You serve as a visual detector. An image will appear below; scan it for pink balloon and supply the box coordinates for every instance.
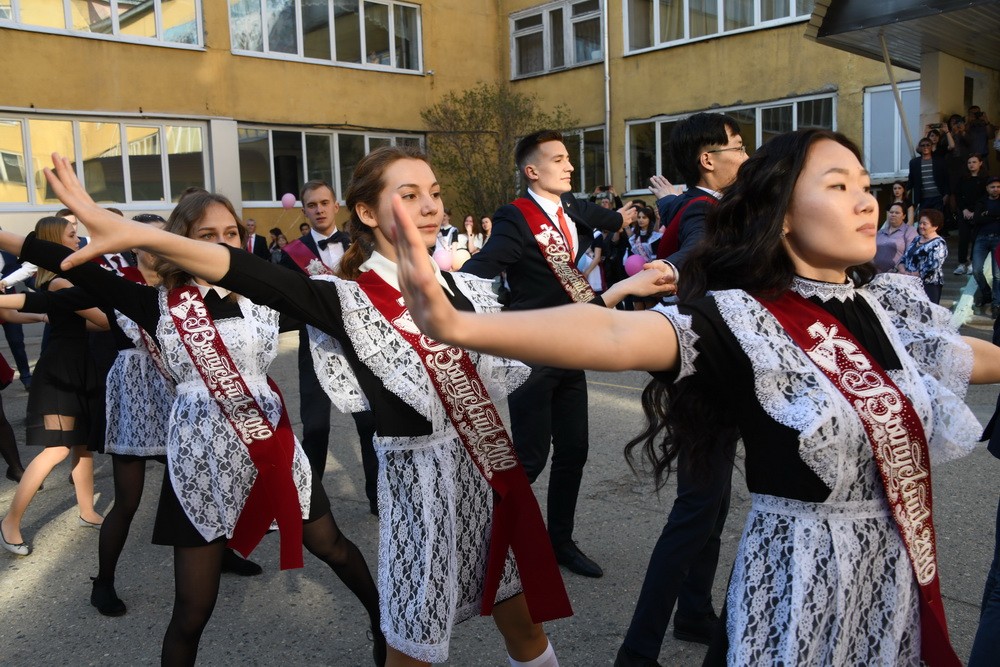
[624,254,646,277]
[280,193,296,209]
[432,248,452,271]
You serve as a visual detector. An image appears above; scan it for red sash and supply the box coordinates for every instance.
[168,287,304,570]
[118,267,174,387]
[284,238,334,276]
[356,270,573,623]
[654,194,714,260]
[757,290,959,666]
[512,198,596,303]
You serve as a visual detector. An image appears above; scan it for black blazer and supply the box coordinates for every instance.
[278,231,351,274]
[461,192,622,310]
[907,155,950,203]
[248,234,271,260]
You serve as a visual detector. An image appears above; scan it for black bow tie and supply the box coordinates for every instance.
[317,231,345,250]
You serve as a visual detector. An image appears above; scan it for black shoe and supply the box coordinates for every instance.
[614,645,663,667]
[553,541,603,578]
[90,577,126,616]
[673,610,719,645]
[5,467,23,483]
[369,626,387,666]
[369,500,378,517]
[221,548,263,576]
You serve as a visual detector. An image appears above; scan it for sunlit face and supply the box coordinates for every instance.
[188,202,243,249]
[277,234,287,248]
[704,126,748,189]
[358,158,443,261]
[782,139,878,282]
[917,216,938,239]
[525,140,574,196]
[887,205,904,228]
[892,183,904,199]
[481,217,492,233]
[246,219,256,234]
[918,141,932,156]
[968,156,983,174]
[60,222,80,251]
[302,186,339,236]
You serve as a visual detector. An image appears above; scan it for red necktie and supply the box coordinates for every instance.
[556,207,574,257]
[247,237,253,252]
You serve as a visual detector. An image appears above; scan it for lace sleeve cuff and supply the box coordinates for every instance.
[649,304,699,381]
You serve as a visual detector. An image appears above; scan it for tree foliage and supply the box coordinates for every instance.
[420,82,577,217]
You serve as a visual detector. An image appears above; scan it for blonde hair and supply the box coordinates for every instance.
[34,216,71,289]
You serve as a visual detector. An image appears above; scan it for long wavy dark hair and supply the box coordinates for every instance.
[625,129,877,488]
[155,191,247,289]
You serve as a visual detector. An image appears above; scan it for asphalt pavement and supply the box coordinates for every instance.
[1,247,998,665]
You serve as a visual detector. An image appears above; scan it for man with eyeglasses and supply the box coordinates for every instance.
[907,137,949,214]
[619,112,746,667]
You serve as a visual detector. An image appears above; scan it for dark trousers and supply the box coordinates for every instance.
[508,366,589,547]
[621,442,736,659]
[924,282,943,304]
[970,494,1000,666]
[298,328,332,477]
[1,321,31,380]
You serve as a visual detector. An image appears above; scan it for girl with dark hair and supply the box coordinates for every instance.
[0,193,383,665]
[34,146,663,666]
[1,216,108,557]
[390,129,1000,665]
[623,206,662,310]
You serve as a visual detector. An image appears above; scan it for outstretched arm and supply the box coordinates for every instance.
[966,337,1000,384]
[392,195,680,373]
[43,154,231,282]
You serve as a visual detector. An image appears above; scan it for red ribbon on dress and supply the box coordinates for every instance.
[357,270,573,623]
[168,286,303,570]
[756,290,959,667]
[512,198,596,303]
[284,238,334,276]
[118,267,175,388]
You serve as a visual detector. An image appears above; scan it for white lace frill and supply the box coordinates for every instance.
[104,311,174,456]
[707,280,979,666]
[649,304,699,381]
[307,273,530,426]
[155,292,312,543]
[305,273,527,662]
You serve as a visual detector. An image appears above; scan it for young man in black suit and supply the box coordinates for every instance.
[279,181,378,514]
[244,218,271,260]
[617,112,747,667]
[461,130,635,578]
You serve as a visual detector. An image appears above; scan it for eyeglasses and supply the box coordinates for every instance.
[706,145,747,155]
[918,143,931,149]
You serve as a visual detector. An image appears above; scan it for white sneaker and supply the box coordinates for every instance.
[953,264,966,275]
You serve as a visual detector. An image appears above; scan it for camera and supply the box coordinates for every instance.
[929,123,942,129]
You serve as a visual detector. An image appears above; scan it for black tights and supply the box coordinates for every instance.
[160,509,381,666]
[97,456,148,581]
[0,393,24,476]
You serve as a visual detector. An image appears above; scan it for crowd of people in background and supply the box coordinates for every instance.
[0,107,999,667]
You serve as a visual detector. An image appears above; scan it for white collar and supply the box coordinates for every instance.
[191,281,232,300]
[359,250,454,296]
[527,187,563,215]
[695,185,722,199]
[309,227,338,245]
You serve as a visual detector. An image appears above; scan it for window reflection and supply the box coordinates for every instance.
[29,119,75,204]
[239,128,272,201]
[126,126,165,202]
[0,120,28,204]
[166,126,205,200]
[230,0,265,51]
[305,134,333,183]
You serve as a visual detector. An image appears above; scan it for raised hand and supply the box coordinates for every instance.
[649,174,684,200]
[391,195,460,343]
[43,153,145,271]
[617,202,638,228]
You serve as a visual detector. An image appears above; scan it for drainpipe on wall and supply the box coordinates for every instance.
[879,31,915,157]
[602,0,611,186]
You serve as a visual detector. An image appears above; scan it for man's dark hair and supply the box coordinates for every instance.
[669,112,741,188]
[299,179,335,203]
[515,129,565,175]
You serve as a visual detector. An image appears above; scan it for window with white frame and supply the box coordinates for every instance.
[625,93,834,191]
[0,115,208,207]
[625,0,815,53]
[511,0,602,78]
[237,126,423,204]
[0,0,202,46]
[563,127,607,195]
[864,81,920,180]
[229,0,422,72]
